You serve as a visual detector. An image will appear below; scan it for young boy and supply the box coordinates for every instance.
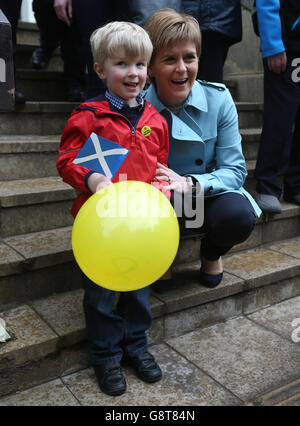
[56,21,169,396]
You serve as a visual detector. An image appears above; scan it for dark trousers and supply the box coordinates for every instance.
[0,0,22,81]
[197,31,232,83]
[32,0,85,89]
[255,55,300,198]
[72,0,128,98]
[0,0,22,49]
[82,274,151,366]
[177,192,256,261]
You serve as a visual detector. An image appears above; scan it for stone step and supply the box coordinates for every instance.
[0,135,60,180]
[0,101,263,136]
[225,73,264,103]
[0,177,74,237]
[0,129,259,183]
[0,156,298,238]
[16,69,68,102]
[16,22,39,46]
[0,226,82,310]
[241,128,260,161]
[15,44,63,72]
[0,101,75,135]
[1,235,300,397]
[1,186,300,309]
[236,102,264,129]
[0,135,256,179]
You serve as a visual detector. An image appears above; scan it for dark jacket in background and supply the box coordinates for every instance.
[182,0,242,44]
[128,0,182,26]
[280,0,300,52]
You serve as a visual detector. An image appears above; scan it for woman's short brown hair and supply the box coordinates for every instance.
[144,8,201,61]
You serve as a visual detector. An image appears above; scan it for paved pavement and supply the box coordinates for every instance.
[0,295,299,407]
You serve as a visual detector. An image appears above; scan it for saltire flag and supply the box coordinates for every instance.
[73,132,130,179]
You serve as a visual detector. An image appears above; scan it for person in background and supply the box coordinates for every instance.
[254,0,300,213]
[0,0,26,103]
[71,0,181,98]
[30,0,86,102]
[182,0,242,83]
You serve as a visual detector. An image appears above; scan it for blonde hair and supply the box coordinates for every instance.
[90,21,153,66]
[144,8,201,61]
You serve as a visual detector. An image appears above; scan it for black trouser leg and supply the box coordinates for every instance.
[197,31,231,83]
[255,56,300,198]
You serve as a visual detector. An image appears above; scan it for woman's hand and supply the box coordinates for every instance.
[155,162,192,194]
[87,173,112,193]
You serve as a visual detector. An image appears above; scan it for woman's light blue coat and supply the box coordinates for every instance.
[144,80,261,217]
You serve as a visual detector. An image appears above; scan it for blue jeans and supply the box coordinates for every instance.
[82,274,152,366]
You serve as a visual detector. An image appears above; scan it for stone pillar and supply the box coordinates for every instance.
[0,9,14,111]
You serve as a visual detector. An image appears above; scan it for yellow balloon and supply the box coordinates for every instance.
[72,181,180,291]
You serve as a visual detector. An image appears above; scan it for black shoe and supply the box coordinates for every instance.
[199,269,223,288]
[93,364,126,396]
[283,194,300,206]
[199,255,223,288]
[123,351,162,383]
[67,86,86,102]
[30,47,52,70]
[15,91,26,104]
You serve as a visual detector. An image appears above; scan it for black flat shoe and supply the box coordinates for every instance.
[93,364,126,396]
[199,269,223,288]
[200,255,223,288]
[123,351,162,383]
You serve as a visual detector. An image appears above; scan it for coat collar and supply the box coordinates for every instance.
[144,80,208,113]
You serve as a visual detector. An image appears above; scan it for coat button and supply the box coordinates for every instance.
[195,158,203,166]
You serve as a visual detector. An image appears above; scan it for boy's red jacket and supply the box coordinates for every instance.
[57,97,169,217]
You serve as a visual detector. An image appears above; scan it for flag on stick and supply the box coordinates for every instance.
[73,132,130,179]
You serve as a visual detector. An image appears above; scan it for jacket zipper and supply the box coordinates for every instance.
[100,111,138,146]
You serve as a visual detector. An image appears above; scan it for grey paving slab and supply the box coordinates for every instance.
[223,248,300,288]
[0,176,74,207]
[30,289,85,347]
[153,272,244,315]
[0,379,79,406]
[0,305,58,367]
[248,295,300,342]
[0,243,24,277]
[269,237,300,259]
[4,226,73,269]
[167,316,300,401]
[62,344,241,406]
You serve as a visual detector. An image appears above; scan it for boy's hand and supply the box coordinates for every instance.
[87,173,112,193]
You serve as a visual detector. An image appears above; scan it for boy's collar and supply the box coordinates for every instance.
[105,90,144,110]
